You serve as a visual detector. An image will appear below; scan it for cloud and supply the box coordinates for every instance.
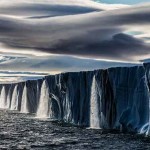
[95,0,150,5]
[0,2,102,18]
[0,70,47,83]
[0,0,149,80]
[0,55,141,74]
[0,0,149,63]
[0,0,125,19]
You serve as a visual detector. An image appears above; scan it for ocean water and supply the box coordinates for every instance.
[0,110,150,150]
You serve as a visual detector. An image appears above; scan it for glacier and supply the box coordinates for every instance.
[0,63,150,135]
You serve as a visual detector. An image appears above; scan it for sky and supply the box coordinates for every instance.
[0,0,149,82]
[96,0,150,4]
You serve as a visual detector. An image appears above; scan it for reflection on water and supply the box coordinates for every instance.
[0,110,150,150]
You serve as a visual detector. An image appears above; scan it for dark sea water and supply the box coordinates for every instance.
[0,110,150,150]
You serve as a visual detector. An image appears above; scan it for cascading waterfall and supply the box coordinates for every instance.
[6,87,11,109]
[21,84,29,113]
[140,79,150,135]
[51,93,61,120]
[90,76,100,128]
[36,80,50,118]
[64,89,72,122]
[10,85,19,110]
[0,86,7,109]
[146,82,150,135]
[36,82,40,105]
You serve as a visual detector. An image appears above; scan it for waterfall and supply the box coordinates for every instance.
[51,93,62,120]
[36,80,50,118]
[21,84,29,113]
[90,76,100,129]
[36,82,40,105]
[64,83,72,122]
[0,86,7,109]
[140,79,150,135]
[146,81,150,135]
[6,87,11,109]
[10,85,18,110]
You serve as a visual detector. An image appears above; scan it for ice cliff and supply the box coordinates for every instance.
[0,63,150,135]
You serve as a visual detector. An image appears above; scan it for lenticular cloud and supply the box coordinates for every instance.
[0,0,149,62]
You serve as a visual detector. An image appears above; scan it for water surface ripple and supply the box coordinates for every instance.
[0,110,150,150]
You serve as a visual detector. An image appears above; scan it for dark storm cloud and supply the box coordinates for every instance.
[0,1,149,61]
[36,33,150,61]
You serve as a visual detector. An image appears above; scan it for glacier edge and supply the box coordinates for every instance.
[0,63,150,135]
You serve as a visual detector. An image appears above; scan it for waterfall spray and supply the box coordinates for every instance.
[90,76,100,129]
[36,80,50,118]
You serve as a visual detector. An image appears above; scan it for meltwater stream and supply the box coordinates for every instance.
[0,110,150,150]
